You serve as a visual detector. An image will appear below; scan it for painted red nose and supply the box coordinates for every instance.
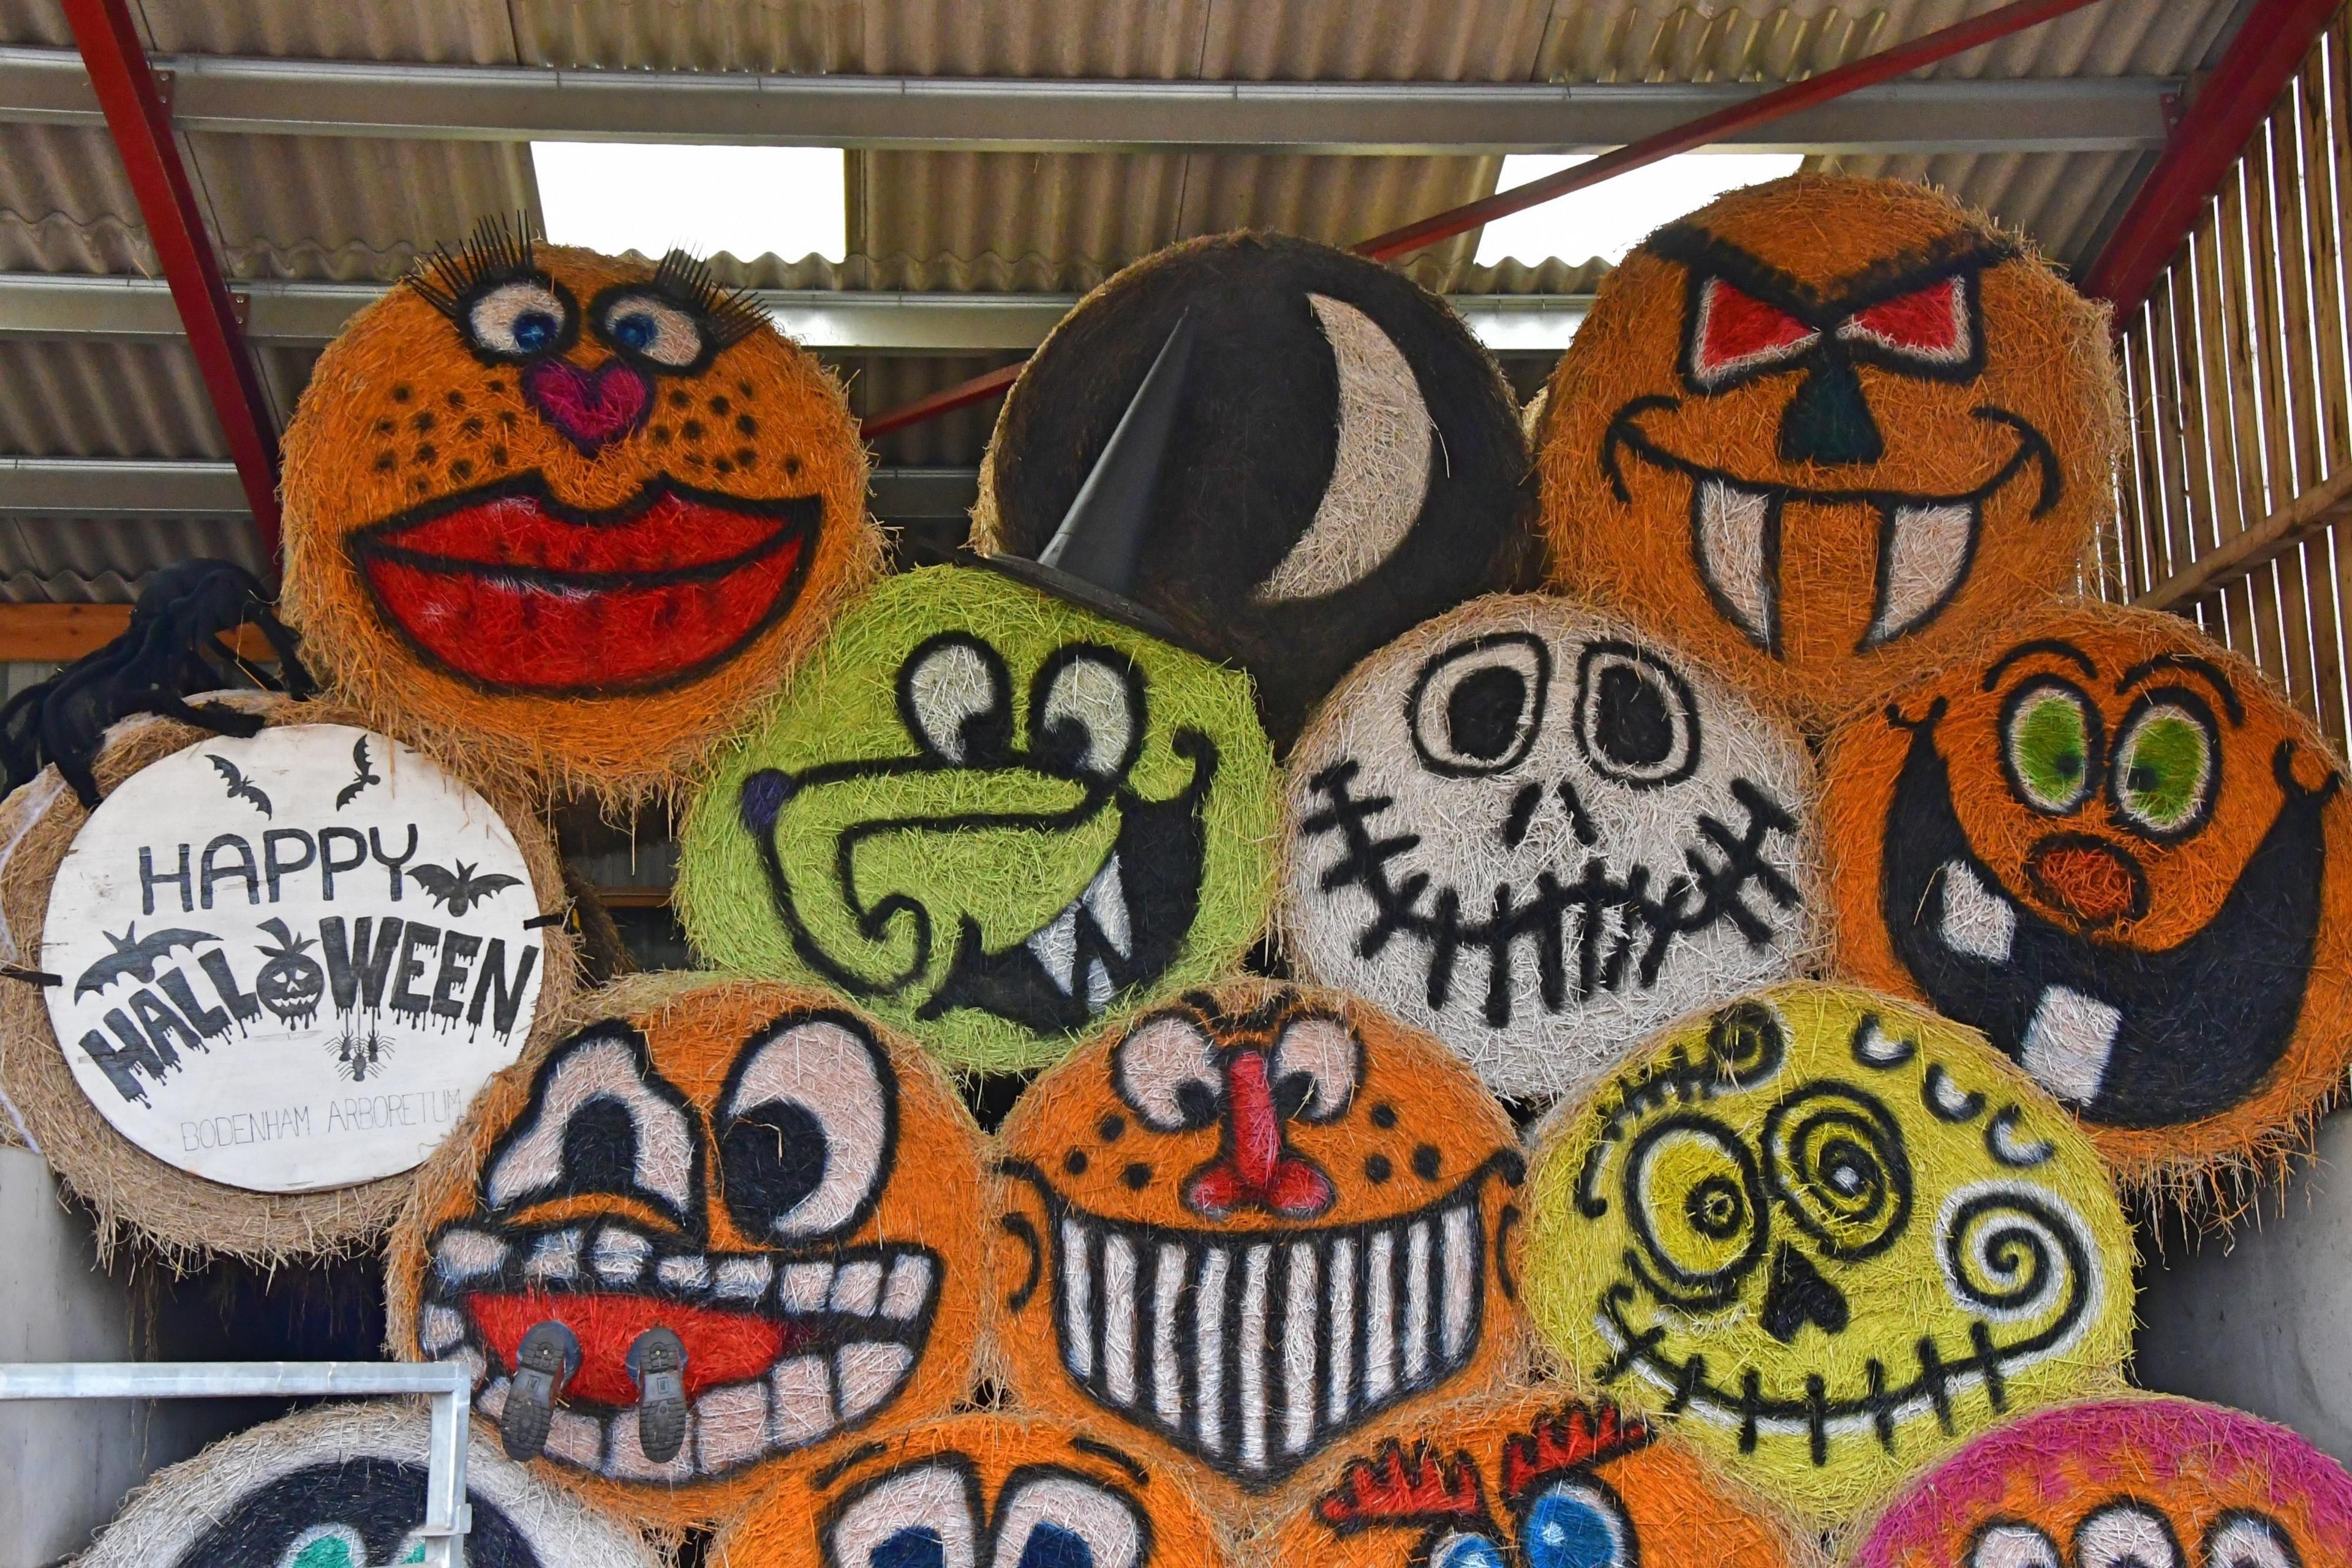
[522,358,651,453]
[1183,1050,1335,1219]
[2026,834,2149,929]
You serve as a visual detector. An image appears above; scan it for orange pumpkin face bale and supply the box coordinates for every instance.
[384,978,987,1529]
[992,981,1526,1511]
[711,1412,1231,1568]
[1271,1390,1805,1568]
[1539,175,2118,725]
[282,233,877,795]
[1821,602,2352,1186]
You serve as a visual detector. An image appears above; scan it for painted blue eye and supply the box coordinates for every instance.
[875,1526,948,1568]
[1521,1479,1635,1568]
[1430,1530,1509,1568]
[1016,1520,1093,1568]
[513,309,560,352]
[609,311,657,352]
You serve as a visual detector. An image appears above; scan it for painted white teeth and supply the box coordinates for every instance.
[593,1226,651,1285]
[1938,861,2017,963]
[769,1355,834,1447]
[418,1305,466,1354]
[831,1259,884,1315]
[780,1261,834,1313]
[656,1254,709,1292]
[714,1256,772,1300]
[2021,985,2123,1106]
[433,1229,508,1284]
[1085,856,1131,958]
[836,1343,915,1420]
[1867,499,1978,649]
[1029,856,1130,1004]
[882,1255,933,1321]
[1694,477,1777,650]
[1031,902,1082,994]
[524,1228,582,1283]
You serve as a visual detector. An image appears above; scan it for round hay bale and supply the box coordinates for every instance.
[384,974,991,1531]
[969,230,1537,750]
[1537,174,2121,728]
[709,1409,1233,1568]
[989,979,1528,1526]
[1265,1387,1819,1568]
[1818,599,2352,1200]
[280,230,881,804]
[74,1398,662,1567]
[0,695,575,1264]
[1280,592,1825,1104]
[676,564,1281,1075]
[1849,1395,2352,1568]
[1522,982,2136,1526]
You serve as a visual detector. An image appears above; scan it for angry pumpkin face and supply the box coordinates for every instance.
[1539,175,2117,724]
[992,981,1526,1507]
[1822,602,2352,1186]
[282,227,876,794]
[385,978,987,1528]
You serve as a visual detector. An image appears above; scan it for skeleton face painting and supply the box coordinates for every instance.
[711,1412,1231,1568]
[1282,595,1822,1102]
[1853,1397,2352,1568]
[385,978,988,1528]
[992,982,1526,1507]
[1822,602,2352,1187]
[1525,983,2134,1521]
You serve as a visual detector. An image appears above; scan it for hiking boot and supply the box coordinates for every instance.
[627,1325,689,1463]
[500,1319,579,1461]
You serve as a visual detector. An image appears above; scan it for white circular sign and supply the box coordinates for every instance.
[41,724,548,1192]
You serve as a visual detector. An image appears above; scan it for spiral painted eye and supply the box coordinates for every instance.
[1624,1114,1768,1303]
[901,635,1014,765]
[2002,678,2101,815]
[597,289,712,370]
[2076,1501,2184,1568]
[1519,1476,1636,1568]
[717,1013,895,1241]
[1762,1084,1913,1261]
[1031,648,1144,782]
[2203,1511,2302,1568]
[826,1461,981,1568]
[1429,1529,1508,1568]
[989,1471,1147,1568]
[2109,693,2218,840]
[464,277,575,361]
[1968,1520,2060,1568]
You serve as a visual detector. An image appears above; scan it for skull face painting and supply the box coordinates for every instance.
[1271,1390,1805,1568]
[1538,175,2118,726]
[281,226,878,796]
[1822,603,2352,1189]
[1281,594,1822,1102]
[1524,983,2134,1523]
[711,1412,1231,1568]
[992,981,1526,1511]
[677,565,1280,1074]
[1852,1397,2352,1568]
[385,978,987,1528]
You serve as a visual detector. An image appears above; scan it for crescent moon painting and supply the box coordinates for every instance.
[970,232,1537,748]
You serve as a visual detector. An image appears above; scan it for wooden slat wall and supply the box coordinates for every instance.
[2101,10,2352,746]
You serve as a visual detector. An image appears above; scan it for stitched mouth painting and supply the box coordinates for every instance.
[676,564,1280,1074]
[992,981,1526,1510]
[1281,593,1823,1103]
[1820,601,2352,1192]
[1523,983,2134,1523]
[385,976,988,1529]
[1537,175,2119,725]
[281,221,878,797]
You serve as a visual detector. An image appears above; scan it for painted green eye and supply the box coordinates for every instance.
[2002,681,2099,813]
[281,1527,364,1568]
[2111,698,2217,837]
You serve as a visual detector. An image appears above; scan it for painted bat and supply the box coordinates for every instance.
[74,923,222,998]
[335,735,382,810]
[208,754,273,818]
[409,860,522,916]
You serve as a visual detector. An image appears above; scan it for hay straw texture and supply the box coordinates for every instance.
[1522,981,2135,1526]
[384,974,990,1531]
[676,565,1281,1074]
[0,695,575,1265]
[281,241,881,805]
[968,229,1537,750]
[1263,1386,1820,1568]
[989,979,1529,1527]
[1279,592,1825,1104]
[74,1398,662,1568]
[1819,599,2352,1200]
[1849,1395,2352,1568]
[707,1410,1232,1568]
[1537,174,2121,728]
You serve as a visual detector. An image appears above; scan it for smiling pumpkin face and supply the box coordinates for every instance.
[282,230,877,796]
[1539,175,2117,725]
[1822,602,2352,1187]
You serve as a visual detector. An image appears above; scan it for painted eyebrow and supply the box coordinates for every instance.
[1071,1436,1150,1487]
[1983,638,2097,691]
[2117,652,2245,725]
[813,1440,893,1491]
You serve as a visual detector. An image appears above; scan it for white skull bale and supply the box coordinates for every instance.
[1279,594,1823,1100]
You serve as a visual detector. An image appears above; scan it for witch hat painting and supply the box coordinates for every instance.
[679,325,1280,1074]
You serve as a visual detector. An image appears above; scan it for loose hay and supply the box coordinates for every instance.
[677,564,1281,1075]
[385,973,990,1531]
[989,979,1528,1525]
[1537,175,2121,728]
[1523,981,2136,1526]
[1819,599,2352,1200]
[709,1409,1232,1568]
[1280,592,1825,1104]
[1849,1395,2352,1568]
[0,695,575,1265]
[281,231,881,805]
[75,1398,662,1568]
[969,230,1537,749]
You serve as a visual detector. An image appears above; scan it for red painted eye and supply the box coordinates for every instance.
[1839,275,1972,363]
[1689,277,1818,387]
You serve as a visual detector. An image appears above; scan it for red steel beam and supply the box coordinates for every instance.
[2081,0,2342,317]
[62,0,282,563]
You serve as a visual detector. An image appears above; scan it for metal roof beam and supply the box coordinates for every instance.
[0,46,2177,156]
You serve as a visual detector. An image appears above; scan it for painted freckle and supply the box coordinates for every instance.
[1123,1162,1152,1191]
[391,385,411,402]
[1371,1104,1398,1129]
[373,418,395,435]
[737,414,758,436]
[736,378,754,398]
[413,444,437,467]
[1412,1144,1442,1181]
[784,456,802,477]
[652,426,672,445]
[461,416,485,437]
[412,411,436,434]
[1065,1149,1090,1177]
[684,419,705,441]
[445,390,466,409]
[1098,1114,1126,1142]
[450,459,474,483]
[734,447,758,467]
[670,389,692,409]
[710,395,731,415]
[490,445,508,466]
[373,452,396,472]
[1365,1153,1393,1184]
[486,378,505,393]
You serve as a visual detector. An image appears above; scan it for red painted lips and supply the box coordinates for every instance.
[352,478,821,694]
